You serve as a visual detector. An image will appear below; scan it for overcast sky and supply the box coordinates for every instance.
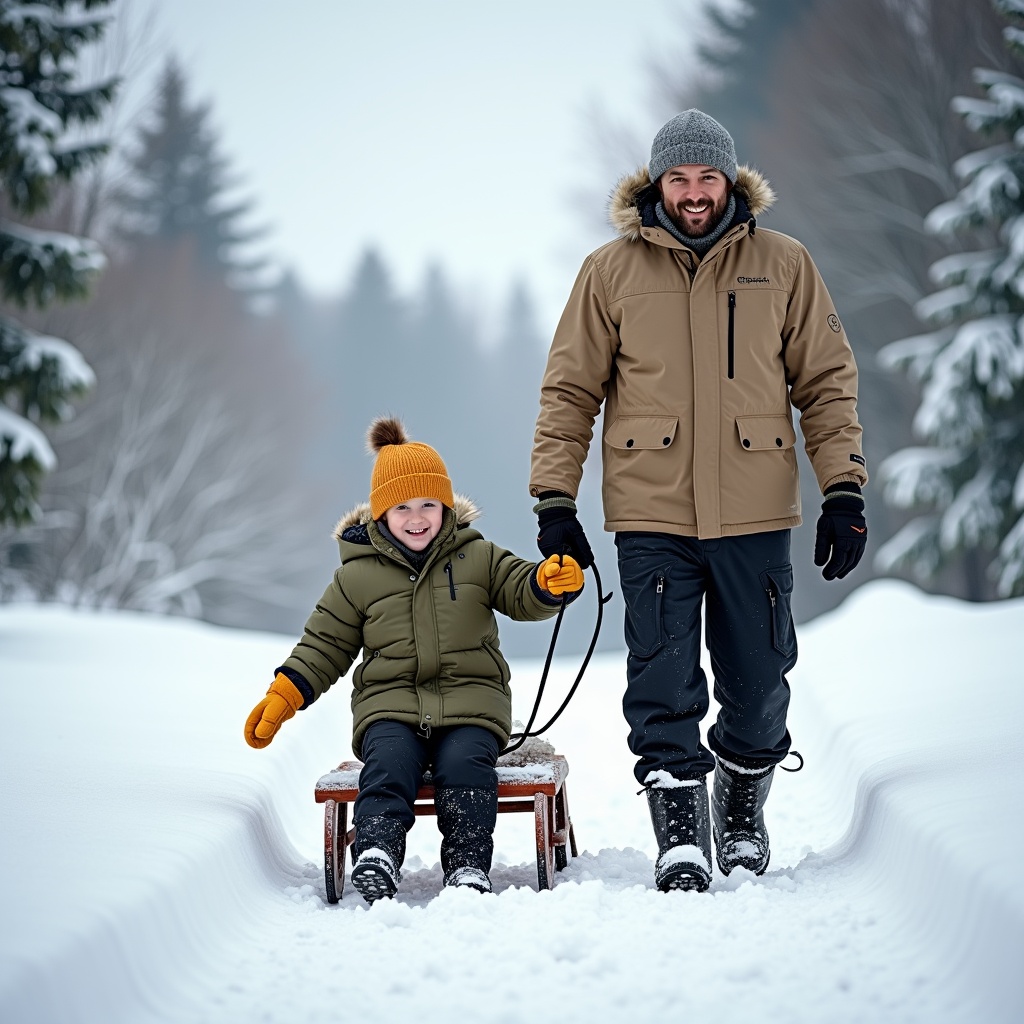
[124,0,693,333]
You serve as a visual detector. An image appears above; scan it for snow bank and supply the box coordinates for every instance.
[1,582,1022,1022]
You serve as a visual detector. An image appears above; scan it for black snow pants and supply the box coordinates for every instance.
[354,719,500,838]
[616,529,797,786]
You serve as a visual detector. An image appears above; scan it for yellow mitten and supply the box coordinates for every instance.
[536,554,585,596]
[244,673,305,749]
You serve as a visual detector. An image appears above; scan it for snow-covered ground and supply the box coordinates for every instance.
[1,580,1022,1023]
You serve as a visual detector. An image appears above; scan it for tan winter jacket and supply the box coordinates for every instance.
[530,165,867,539]
[280,497,562,758]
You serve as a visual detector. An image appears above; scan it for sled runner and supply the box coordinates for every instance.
[314,754,578,902]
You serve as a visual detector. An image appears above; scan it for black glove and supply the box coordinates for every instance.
[814,484,867,581]
[534,493,594,570]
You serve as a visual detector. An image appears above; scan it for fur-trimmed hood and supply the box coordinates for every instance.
[332,493,481,541]
[608,164,776,242]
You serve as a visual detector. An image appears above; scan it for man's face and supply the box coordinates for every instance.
[657,164,731,238]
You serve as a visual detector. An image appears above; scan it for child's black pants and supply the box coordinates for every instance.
[354,719,500,831]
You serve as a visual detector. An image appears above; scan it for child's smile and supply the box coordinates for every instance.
[384,498,444,552]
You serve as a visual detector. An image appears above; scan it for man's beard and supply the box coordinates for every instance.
[664,192,730,238]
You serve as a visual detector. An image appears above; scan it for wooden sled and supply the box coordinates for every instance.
[314,753,578,902]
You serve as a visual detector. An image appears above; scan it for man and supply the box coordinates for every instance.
[530,109,868,892]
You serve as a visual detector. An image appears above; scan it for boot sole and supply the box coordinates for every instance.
[446,881,490,893]
[716,856,769,876]
[351,863,398,904]
[657,863,711,893]
[443,867,492,893]
[713,826,769,876]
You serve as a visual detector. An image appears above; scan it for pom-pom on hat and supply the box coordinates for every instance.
[367,416,454,520]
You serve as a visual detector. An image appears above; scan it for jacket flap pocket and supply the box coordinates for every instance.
[606,416,679,450]
[736,414,796,451]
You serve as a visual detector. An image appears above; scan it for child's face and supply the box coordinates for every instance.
[384,498,444,551]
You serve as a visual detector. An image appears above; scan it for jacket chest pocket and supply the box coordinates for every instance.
[433,581,493,647]
[720,287,784,381]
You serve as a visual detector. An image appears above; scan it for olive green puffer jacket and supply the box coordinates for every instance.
[280,496,564,758]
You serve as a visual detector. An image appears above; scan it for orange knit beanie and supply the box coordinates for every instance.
[367,417,454,519]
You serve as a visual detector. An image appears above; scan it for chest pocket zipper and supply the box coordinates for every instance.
[444,560,456,600]
[727,291,736,380]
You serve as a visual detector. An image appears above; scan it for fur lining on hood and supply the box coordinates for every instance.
[333,492,481,540]
[608,164,776,242]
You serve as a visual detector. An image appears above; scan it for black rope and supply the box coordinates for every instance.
[502,593,567,753]
[502,562,613,755]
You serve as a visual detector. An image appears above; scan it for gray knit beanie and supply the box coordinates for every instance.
[649,109,737,184]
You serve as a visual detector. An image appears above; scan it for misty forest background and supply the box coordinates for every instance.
[2,0,1019,656]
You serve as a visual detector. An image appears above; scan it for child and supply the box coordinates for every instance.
[244,417,584,903]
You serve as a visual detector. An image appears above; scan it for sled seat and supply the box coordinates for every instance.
[314,753,578,903]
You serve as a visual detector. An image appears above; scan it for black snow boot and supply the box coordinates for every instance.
[711,758,774,876]
[436,786,497,893]
[646,781,712,893]
[351,814,406,904]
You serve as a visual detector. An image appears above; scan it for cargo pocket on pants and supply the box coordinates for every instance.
[759,565,797,658]
[619,566,667,658]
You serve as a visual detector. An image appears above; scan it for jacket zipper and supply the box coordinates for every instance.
[444,560,456,600]
[727,291,736,380]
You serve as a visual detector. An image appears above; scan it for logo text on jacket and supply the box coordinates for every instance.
[737,276,770,284]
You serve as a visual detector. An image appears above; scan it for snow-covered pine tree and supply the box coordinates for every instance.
[0,0,115,525]
[117,59,266,292]
[876,0,1024,597]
